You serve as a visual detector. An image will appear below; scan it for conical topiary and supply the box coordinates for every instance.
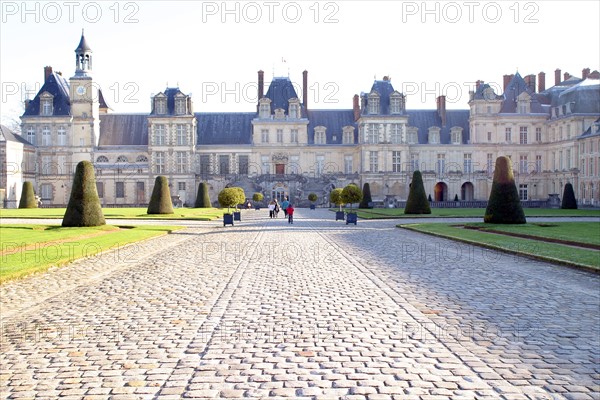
[359,183,373,209]
[484,156,526,224]
[405,171,431,214]
[62,161,105,227]
[561,182,577,209]
[18,181,37,208]
[147,176,174,214]
[195,182,211,208]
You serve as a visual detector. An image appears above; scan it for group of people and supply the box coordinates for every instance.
[268,197,295,224]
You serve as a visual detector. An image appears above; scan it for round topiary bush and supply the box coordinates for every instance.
[147,176,174,214]
[341,184,363,209]
[62,161,106,227]
[561,182,577,209]
[359,183,373,209]
[330,188,344,211]
[18,181,37,209]
[232,187,246,209]
[252,192,264,203]
[405,171,431,214]
[218,187,241,212]
[484,156,526,224]
[195,182,211,208]
[308,193,318,202]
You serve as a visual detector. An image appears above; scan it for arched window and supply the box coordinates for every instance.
[136,155,148,162]
[96,156,109,163]
[116,155,128,163]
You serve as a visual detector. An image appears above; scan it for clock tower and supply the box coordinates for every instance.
[70,30,100,161]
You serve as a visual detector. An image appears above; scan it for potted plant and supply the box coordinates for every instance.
[232,187,245,221]
[341,184,363,225]
[308,193,318,209]
[218,187,240,226]
[330,188,345,221]
[252,192,264,210]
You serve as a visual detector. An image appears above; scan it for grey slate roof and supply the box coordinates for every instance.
[557,79,600,114]
[580,117,600,138]
[22,72,71,117]
[0,124,34,146]
[473,83,502,100]
[99,114,148,146]
[407,110,471,144]
[362,80,396,115]
[265,78,299,113]
[307,110,357,144]
[500,73,545,114]
[151,88,190,115]
[196,112,255,145]
[76,32,92,52]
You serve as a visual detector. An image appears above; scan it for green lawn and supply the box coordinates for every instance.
[400,222,600,271]
[0,207,224,220]
[344,207,600,219]
[0,224,184,283]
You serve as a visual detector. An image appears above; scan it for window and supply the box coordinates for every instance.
[451,128,462,144]
[519,184,528,201]
[259,101,270,118]
[463,153,472,174]
[136,155,148,163]
[155,152,165,174]
[155,124,166,145]
[366,124,378,144]
[344,155,353,174]
[315,128,326,144]
[392,151,401,173]
[369,151,378,172]
[27,127,35,145]
[238,155,249,175]
[42,126,51,146]
[519,155,528,173]
[261,129,269,143]
[57,126,67,146]
[487,153,494,174]
[176,124,187,145]
[96,182,104,198]
[261,156,269,174]
[535,127,542,142]
[519,127,528,144]
[436,154,446,175]
[581,160,586,176]
[390,124,402,144]
[390,95,403,114]
[80,138,85,146]
[566,150,571,169]
[411,153,419,172]
[368,94,379,114]
[407,129,418,144]
[536,155,542,172]
[316,155,325,176]
[559,151,563,170]
[289,156,300,174]
[487,106,492,114]
[505,127,512,142]
[487,131,492,142]
[116,155,128,163]
[218,155,229,174]
[289,102,299,118]
[429,128,440,144]
[96,156,109,163]
[290,129,298,143]
[116,182,125,198]
[178,182,186,191]
[41,184,53,200]
[41,155,52,175]
[177,152,188,173]
[155,98,167,114]
[41,98,53,116]
[273,129,282,143]
[559,127,563,140]
[343,129,354,144]
[200,155,211,174]
[175,98,186,114]
[566,125,571,139]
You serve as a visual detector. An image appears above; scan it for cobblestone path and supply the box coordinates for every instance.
[1,210,598,399]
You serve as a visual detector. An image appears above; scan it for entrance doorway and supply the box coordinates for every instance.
[434,182,447,201]
[461,182,474,201]
[275,164,285,175]
[136,182,145,204]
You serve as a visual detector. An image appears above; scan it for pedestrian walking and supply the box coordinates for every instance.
[274,200,280,218]
[281,197,290,218]
[287,203,294,224]
[268,200,275,218]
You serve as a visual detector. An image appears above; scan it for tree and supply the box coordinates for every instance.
[359,183,373,209]
[405,171,431,214]
[484,156,526,224]
[194,182,211,208]
[341,184,363,209]
[330,188,344,211]
[62,161,106,227]
[218,187,241,213]
[561,182,577,209]
[308,193,318,202]
[147,176,174,214]
[252,192,264,203]
[230,187,246,210]
[454,194,459,202]
[18,181,37,208]
[428,194,432,202]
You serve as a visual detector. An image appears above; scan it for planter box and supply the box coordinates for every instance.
[346,212,358,225]
[255,206,261,210]
[223,213,234,226]
[335,211,345,221]
[233,211,241,221]
[310,204,316,210]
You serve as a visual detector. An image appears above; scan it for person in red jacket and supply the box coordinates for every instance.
[287,204,294,224]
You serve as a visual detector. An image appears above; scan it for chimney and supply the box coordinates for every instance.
[353,94,360,121]
[257,70,264,100]
[302,70,308,110]
[44,66,53,82]
[555,68,561,85]
[476,80,483,90]
[503,75,513,91]
[564,72,571,81]
[436,95,447,126]
[524,74,536,92]
[582,68,590,79]
[589,70,600,79]
[538,72,546,92]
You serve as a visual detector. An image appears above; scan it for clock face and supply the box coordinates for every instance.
[76,85,86,95]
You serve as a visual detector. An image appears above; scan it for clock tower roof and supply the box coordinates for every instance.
[75,30,92,52]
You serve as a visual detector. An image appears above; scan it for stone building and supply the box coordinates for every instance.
[4,33,599,207]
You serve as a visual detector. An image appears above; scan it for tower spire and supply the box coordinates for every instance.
[74,30,93,77]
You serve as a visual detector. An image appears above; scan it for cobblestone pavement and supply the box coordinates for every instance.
[1,209,598,399]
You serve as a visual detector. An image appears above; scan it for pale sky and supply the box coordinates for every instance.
[1,0,599,128]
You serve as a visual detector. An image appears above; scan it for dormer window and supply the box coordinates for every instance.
[451,127,463,144]
[40,93,53,116]
[259,98,271,118]
[175,97,187,114]
[342,126,354,144]
[314,127,326,144]
[288,99,300,118]
[274,109,285,119]
[517,92,530,114]
[155,97,167,115]
[407,127,418,144]
[368,93,380,114]
[390,93,404,114]
[428,127,441,144]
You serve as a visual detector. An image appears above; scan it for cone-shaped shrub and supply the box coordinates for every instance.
[561,182,577,209]
[330,188,344,211]
[428,194,432,202]
[405,171,431,214]
[62,161,105,227]
[484,156,526,224]
[147,176,174,214]
[195,182,211,208]
[359,183,373,208]
[18,181,37,208]
[341,184,363,209]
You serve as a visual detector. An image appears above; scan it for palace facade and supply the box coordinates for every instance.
[2,33,599,207]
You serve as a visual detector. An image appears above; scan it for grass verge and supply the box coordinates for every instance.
[343,208,600,219]
[0,224,184,283]
[0,207,224,220]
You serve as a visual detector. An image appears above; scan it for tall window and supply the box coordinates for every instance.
[487,131,492,142]
[369,151,378,172]
[42,126,51,146]
[436,154,446,175]
[219,155,230,174]
[535,127,542,142]
[368,94,379,114]
[27,127,35,145]
[536,155,542,172]
[200,155,211,174]
[505,127,512,142]
[519,126,528,144]
[344,155,353,174]
[463,153,472,174]
[238,155,249,175]
[96,182,104,198]
[277,129,283,143]
[289,103,299,118]
[155,152,165,174]
[261,156,269,174]
[390,124,402,144]
[315,129,326,144]
[261,129,269,143]
[451,129,461,144]
[559,151,563,170]
[487,153,493,174]
[155,124,166,145]
[155,98,167,114]
[390,95,403,114]
[175,98,186,114]
[407,129,418,144]
[259,102,270,118]
[366,124,378,144]
[116,182,125,198]
[411,153,419,172]
[42,99,53,116]
[41,184,53,200]
[176,124,187,145]
[566,150,571,169]
[519,184,528,201]
[343,129,353,144]
[392,151,401,172]
[316,155,325,176]
[519,155,528,174]
[57,126,67,146]
[176,152,187,173]
[290,129,298,143]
